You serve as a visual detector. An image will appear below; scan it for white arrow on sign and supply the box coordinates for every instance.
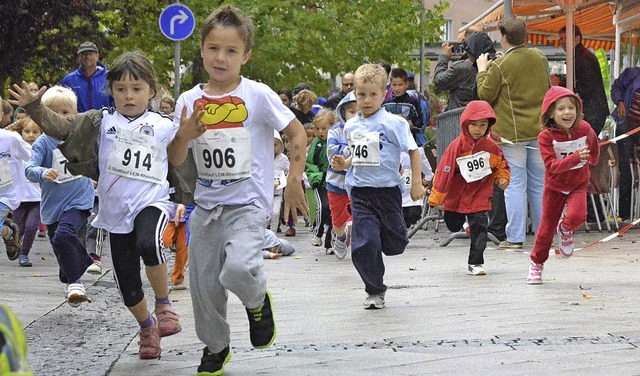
[170,10,189,35]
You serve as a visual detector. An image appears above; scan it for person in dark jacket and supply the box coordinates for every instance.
[61,41,112,113]
[325,73,354,110]
[559,26,609,136]
[433,32,495,110]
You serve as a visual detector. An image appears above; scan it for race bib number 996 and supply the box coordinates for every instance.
[456,151,492,183]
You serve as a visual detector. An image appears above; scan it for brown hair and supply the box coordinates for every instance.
[390,68,408,82]
[5,116,42,135]
[498,17,527,46]
[540,95,584,130]
[294,89,318,114]
[201,5,254,52]
[106,51,157,96]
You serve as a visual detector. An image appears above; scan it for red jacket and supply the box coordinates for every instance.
[538,121,599,193]
[429,101,510,213]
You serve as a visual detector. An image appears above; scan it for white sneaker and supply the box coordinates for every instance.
[333,234,348,260]
[66,283,88,308]
[171,280,187,291]
[556,221,574,258]
[311,236,322,246]
[467,264,486,275]
[364,293,385,309]
[86,260,102,275]
[527,263,544,285]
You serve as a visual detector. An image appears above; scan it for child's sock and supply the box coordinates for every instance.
[155,296,170,306]
[139,313,155,329]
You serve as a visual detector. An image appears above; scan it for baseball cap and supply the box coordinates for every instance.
[77,42,98,54]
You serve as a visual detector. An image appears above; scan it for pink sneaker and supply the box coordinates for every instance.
[138,319,161,359]
[155,303,182,337]
[527,263,544,285]
[556,221,574,258]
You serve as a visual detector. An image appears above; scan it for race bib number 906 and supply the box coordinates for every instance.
[194,127,251,180]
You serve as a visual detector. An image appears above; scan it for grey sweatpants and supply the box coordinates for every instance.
[188,204,268,353]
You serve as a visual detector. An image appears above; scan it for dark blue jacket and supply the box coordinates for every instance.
[61,63,111,112]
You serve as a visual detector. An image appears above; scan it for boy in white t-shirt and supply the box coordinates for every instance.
[167,5,308,375]
[331,64,425,310]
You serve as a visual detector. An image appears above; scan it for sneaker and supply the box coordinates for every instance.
[467,264,486,275]
[18,255,32,267]
[3,223,21,260]
[364,292,385,309]
[138,318,161,359]
[527,263,544,285]
[154,303,182,337]
[37,229,46,238]
[86,260,102,275]
[197,346,231,376]
[66,283,89,308]
[246,290,276,349]
[462,222,470,236]
[325,247,334,255]
[333,234,348,260]
[556,221,574,258]
[171,280,187,290]
[311,236,322,246]
[499,240,524,249]
[284,227,296,237]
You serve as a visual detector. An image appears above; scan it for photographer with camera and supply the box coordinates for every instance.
[433,31,496,111]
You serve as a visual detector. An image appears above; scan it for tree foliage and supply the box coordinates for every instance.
[1,0,447,98]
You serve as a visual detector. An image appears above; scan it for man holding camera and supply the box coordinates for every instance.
[433,31,496,110]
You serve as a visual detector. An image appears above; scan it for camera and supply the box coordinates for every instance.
[487,53,498,60]
[451,42,465,55]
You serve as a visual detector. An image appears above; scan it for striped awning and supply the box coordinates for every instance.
[457,0,640,51]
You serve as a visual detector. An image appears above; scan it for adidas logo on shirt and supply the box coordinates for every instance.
[106,126,117,135]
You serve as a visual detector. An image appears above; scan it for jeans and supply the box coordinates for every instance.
[500,141,544,243]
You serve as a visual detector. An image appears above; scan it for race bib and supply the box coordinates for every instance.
[274,170,287,190]
[350,131,380,166]
[193,127,251,180]
[553,136,587,170]
[402,168,412,188]
[52,149,81,184]
[0,159,12,188]
[106,128,165,184]
[456,151,492,183]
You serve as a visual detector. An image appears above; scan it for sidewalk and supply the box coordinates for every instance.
[2,225,640,375]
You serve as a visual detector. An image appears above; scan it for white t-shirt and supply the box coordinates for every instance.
[175,79,295,212]
[92,109,176,233]
[0,130,31,210]
[273,153,290,196]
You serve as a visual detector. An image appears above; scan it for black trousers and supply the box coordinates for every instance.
[444,210,489,265]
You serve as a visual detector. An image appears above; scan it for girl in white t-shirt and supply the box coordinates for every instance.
[6,117,42,267]
[9,51,181,361]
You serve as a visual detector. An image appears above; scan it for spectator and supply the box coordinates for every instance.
[433,31,495,110]
[277,88,293,108]
[610,66,640,222]
[13,107,27,122]
[291,89,317,125]
[559,26,609,136]
[60,41,111,112]
[476,17,551,248]
[325,73,354,110]
[0,101,12,128]
[159,96,175,117]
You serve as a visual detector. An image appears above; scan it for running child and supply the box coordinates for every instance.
[331,63,425,310]
[166,5,308,375]
[326,91,357,260]
[428,101,509,275]
[10,51,182,360]
[527,86,599,285]
[6,117,43,267]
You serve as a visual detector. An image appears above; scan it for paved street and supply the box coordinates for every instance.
[2,223,640,375]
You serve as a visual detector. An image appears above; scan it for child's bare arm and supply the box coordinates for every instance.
[282,119,309,221]
[168,106,206,166]
[409,149,426,201]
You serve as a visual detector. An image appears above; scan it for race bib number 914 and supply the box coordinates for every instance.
[106,128,165,184]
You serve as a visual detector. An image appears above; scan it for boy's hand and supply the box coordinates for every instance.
[174,204,186,225]
[44,169,59,182]
[497,178,509,190]
[177,105,206,141]
[410,181,426,202]
[283,176,308,225]
[8,81,46,107]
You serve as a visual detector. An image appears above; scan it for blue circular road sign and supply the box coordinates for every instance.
[159,4,196,41]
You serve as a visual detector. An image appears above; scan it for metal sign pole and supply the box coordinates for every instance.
[174,41,181,100]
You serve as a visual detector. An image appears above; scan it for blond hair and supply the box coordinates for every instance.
[312,108,338,129]
[294,89,318,114]
[5,116,42,135]
[354,63,387,91]
[42,85,78,110]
